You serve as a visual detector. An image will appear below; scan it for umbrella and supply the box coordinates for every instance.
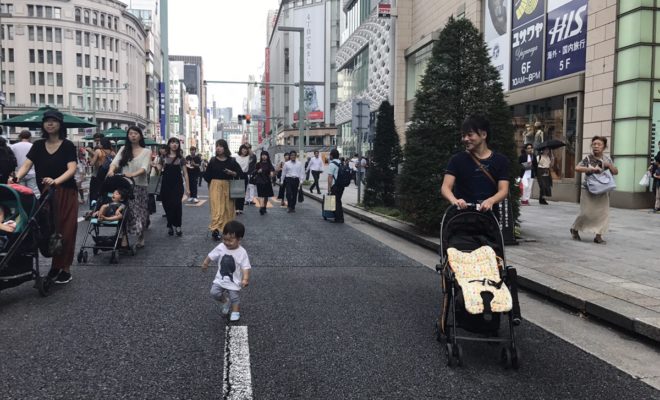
[83,127,126,140]
[0,106,95,128]
[535,139,566,151]
[116,138,159,146]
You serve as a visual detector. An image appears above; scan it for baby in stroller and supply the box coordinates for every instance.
[0,205,17,250]
[92,189,126,222]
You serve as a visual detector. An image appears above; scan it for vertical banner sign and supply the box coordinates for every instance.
[545,0,588,80]
[158,82,166,139]
[485,0,512,92]
[292,4,325,122]
[510,0,545,89]
[264,47,271,138]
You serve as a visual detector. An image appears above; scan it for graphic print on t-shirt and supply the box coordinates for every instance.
[220,254,237,283]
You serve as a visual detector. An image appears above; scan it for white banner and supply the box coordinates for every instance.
[292,4,325,122]
[484,0,511,92]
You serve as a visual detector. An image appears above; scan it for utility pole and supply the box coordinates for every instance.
[352,98,369,205]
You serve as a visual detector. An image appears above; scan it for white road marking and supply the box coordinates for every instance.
[223,325,253,399]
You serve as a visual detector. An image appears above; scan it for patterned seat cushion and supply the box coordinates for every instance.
[447,246,512,314]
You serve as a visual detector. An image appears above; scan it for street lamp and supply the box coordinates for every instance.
[278,26,305,156]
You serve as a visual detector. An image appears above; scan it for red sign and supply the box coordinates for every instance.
[378,2,391,18]
[293,110,324,122]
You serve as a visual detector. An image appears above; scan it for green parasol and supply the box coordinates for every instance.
[83,127,126,140]
[116,138,159,146]
[0,106,95,128]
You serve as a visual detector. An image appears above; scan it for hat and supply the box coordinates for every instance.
[42,110,64,123]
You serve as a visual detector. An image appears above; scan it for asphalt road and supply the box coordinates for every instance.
[1,185,658,399]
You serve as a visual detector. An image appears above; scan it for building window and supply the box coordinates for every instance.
[54,28,62,43]
[56,73,63,87]
[37,49,44,63]
[47,72,54,86]
[39,94,45,104]
[85,54,90,68]
[109,59,113,72]
[27,5,34,17]
[53,7,61,19]
[30,72,36,85]
[30,94,36,105]
[100,14,106,27]
[7,24,13,40]
[45,6,52,18]
[84,32,90,46]
[28,26,34,41]
[0,4,14,13]
[77,75,83,88]
[8,71,14,85]
[101,57,106,70]
[36,26,43,41]
[85,76,90,87]
[29,49,35,63]
[75,8,81,22]
[84,10,89,24]
[48,94,54,104]
[55,51,62,65]
[92,12,97,25]
[95,56,99,69]
[76,31,82,45]
[77,96,83,108]
[38,72,44,85]
[405,44,433,101]
[76,53,82,67]
[35,5,42,18]
[46,27,52,42]
[8,48,13,62]
[101,36,106,50]
[337,47,369,102]
[46,50,53,64]
[9,93,15,105]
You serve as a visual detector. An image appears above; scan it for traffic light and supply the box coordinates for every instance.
[238,115,244,123]
[245,115,251,125]
[237,115,251,124]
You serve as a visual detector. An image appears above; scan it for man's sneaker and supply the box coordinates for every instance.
[54,271,72,284]
[192,198,199,204]
[229,312,240,322]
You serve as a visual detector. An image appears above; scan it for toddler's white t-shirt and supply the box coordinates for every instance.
[208,243,251,291]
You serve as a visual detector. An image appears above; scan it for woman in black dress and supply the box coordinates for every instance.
[160,137,190,236]
[255,151,275,215]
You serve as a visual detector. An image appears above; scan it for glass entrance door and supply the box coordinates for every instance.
[562,94,581,180]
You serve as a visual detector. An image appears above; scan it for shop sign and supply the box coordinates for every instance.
[158,82,166,139]
[484,0,512,92]
[378,1,391,18]
[510,0,545,89]
[545,0,588,80]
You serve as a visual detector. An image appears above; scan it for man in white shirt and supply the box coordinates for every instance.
[10,130,39,196]
[281,150,305,213]
[306,150,324,194]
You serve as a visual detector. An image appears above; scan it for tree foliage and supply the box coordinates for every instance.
[398,17,520,233]
[364,101,402,207]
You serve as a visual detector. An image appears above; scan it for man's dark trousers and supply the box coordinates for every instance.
[310,171,321,193]
[331,184,344,222]
[285,177,300,210]
[188,170,199,198]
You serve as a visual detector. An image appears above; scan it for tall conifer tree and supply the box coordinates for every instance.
[364,101,401,207]
[398,17,519,233]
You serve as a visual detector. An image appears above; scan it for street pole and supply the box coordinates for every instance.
[278,26,305,157]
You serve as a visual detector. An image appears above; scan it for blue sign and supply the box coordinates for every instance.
[510,0,545,90]
[545,0,588,80]
[158,82,166,139]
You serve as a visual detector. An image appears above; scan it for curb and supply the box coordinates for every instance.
[300,188,660,343]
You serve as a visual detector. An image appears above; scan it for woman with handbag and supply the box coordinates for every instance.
[107,126,152,248]
[571,136,618,244]
[255,151,275,215]
[203,139,241,241]
[159,138,190,236]
[233,144,250,215]
[12,110,78,284]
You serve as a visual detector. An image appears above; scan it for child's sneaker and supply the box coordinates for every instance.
[221,301,231,316]
[229,312,240,322]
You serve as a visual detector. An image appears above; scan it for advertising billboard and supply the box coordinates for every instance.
[158,82,166,139]
[485,0,512,92]
[545,0,588,80]
[292,4,325,122]
[510,0,545,90]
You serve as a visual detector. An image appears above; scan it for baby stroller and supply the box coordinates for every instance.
[77,175,135,264]
[435,205,522,369]
[0,184,54,296]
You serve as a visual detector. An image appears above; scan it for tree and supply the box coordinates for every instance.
[398,17,520,233]
[364,101,402,207]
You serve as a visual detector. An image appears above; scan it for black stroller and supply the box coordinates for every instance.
[435,205,522,369]
[77,175,135,264]
[0,184,55,297]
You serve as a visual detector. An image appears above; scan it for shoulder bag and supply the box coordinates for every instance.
[229,177,246,199]
[585,170,616,195]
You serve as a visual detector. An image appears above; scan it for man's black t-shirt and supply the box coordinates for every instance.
[186,155,202,173]
[26,139,77,192]
[445,151,510,204]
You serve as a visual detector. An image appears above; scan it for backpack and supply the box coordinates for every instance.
[97,152,114,179]
[332,160,352,188]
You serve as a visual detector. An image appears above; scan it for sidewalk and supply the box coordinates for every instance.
[301,173,660,343]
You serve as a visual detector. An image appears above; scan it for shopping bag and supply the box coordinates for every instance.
[147,175,161,196]
[229,179,246,199]
[324,194,336,212]
[639,171,651,187]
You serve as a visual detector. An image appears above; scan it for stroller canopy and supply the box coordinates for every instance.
[0,184,37,233]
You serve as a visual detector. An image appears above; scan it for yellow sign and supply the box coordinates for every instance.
[515,0,539,19]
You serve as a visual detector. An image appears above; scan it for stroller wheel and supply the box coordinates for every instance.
[500,347,512,369]
[511,346,520,369]
[82,251,88,263]
[110,251,118,264]
[36,276,52,297]
[445,343,456,367]
[77,250,84,264]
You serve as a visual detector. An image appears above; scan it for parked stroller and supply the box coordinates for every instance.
[435,204,522,369]
[77,175,135,264]
[0,184,54,296]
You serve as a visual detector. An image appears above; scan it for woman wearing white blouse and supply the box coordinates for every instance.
[107,126,152,248]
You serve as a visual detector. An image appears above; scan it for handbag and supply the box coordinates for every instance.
[298,186,305,203]
[639,171,651,187]
[229,178,246,199]
[324,195,336,212]
[585,169,617,195]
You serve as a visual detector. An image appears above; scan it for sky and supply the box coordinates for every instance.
[168,0,280,117]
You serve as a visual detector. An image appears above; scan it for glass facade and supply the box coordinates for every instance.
[613,2,660,192]
[340,0,377,43]
[337,48,369,103]
[405,43,433,101]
